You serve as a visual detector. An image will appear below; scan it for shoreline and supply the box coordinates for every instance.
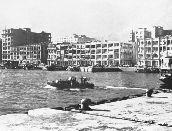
[0,88,151,116]
[56,88,164,112]
[0,90,172,130]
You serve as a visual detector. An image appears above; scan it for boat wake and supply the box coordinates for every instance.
[44,85,56,89]
[69,88,81,91]
[105,86,127,89]
[44,85,81,91]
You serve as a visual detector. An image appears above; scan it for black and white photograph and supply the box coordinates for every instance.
[0,0,172,130]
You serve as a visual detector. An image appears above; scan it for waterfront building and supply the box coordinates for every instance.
[131,26,172,67]
[136,37,160,67]
[1,28,51,64]
[9,42,48,65]
[48,41,134,66]
[160,50,172,70]
[47,43,61,66]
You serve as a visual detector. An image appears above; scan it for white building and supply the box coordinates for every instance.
[136,35,172,67]
[57,34,95,43]
[47,41,134,66]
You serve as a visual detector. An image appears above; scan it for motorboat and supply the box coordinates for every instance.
[46,64,67,71]
[159,54,172,90]
[47,76,94,90]
[159,72,172,84]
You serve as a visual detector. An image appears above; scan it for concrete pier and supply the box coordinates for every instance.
[0,92,172,131]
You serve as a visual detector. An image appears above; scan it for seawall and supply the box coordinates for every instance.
[80,67,136,72]
[119,67,136,71]
[1,91,172,130]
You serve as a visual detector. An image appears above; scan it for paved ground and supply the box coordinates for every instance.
[0,92,172,131]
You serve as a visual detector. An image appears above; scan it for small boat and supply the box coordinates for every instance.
[47,76,94,90]
[135,65,160,73]
[159,73,172,83]
[66,66,80,72]
[92,65,122,72]
[159,54,172,90]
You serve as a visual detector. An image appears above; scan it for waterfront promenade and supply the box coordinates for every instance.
[0,91,172,131]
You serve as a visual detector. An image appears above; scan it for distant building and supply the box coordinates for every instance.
[10,42,48,64]
[129,28,152,44]
[57,34,96,43]
[47,43,61,66]
[130,26,172,67]
[150,26,164,38]
[135,35,172,67]
[129,30,135,42]
[136,37,160,67]
[1,28,51,64]
[47,41,134,66]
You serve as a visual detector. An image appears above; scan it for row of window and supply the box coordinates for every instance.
[59,54,120,59]
[48,49,120,54]
[10,51,41,55]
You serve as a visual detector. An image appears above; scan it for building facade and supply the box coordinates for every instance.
[137,37,160,67]
[47,41,134,67]
[1,28,51,64]
[9,42,48,65]
[47,43,61,66]
[130,26,172,67]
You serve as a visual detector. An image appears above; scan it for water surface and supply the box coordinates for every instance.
[0,69,162,115]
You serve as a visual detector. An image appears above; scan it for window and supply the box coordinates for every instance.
[102,55,107,59]
[91,50,95,54]
[96,44,101,48]
[96,55,101,59]
[3,47,7,50]
[96,49,101,54]
[114,43,119,46]
[108,55,113,58]
[86,45,90,48]
[91,45,95,48]
[108,43,113,47]
[102,49,107,54]
[167,40,170,45]
[102,44,107,48]
[91,55,95,59]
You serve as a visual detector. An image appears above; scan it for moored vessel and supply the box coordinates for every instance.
[159,51,172,90]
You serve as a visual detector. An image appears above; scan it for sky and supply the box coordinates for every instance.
[0,0,172,42]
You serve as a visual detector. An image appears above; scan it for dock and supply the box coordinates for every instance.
[0,92,172,130]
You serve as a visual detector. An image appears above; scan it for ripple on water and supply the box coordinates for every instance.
[0,70,161,115]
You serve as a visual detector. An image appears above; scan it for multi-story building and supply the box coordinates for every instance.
[47,43,61,65]
[131,26,172,67]
[129,28,151,43]
[48,41,134,66]
[9,42,48,64]
[137,37,160,67]
[57,34,96,43]
[150,26,164,38]
[1,28,51,64]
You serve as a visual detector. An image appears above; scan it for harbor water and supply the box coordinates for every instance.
[0,69,162,116]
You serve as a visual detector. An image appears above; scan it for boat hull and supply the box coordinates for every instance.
[47,81,94,90]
